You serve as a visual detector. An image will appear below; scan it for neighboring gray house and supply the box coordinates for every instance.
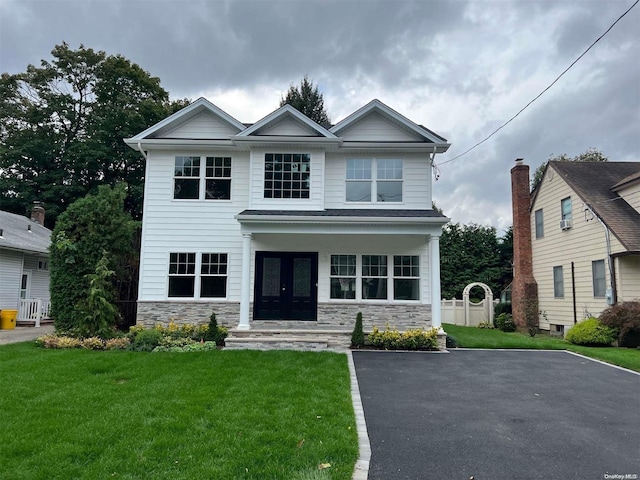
[0,206,52,326]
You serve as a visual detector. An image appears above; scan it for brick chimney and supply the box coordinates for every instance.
[30,202,45,226]
[510,159,538,328]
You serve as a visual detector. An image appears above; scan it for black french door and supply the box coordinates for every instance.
[253,252,318,320]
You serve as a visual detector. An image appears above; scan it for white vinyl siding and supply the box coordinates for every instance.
[23,254,50,301]
[0,249,23,309]
[159,111,240,139]
[339,112,422,142]
[259,117,319,136]
[138,150,249,301]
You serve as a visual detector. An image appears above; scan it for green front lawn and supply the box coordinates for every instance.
[444,323,640,372]
[0,345,358,480]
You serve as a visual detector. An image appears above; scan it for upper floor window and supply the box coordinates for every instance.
[346,159,403,203]
[205,157,231,200]
[592,259,606,298]
[535,209,544,239]
[174,156,200,199]
[561,197,572,221]
[174,156,232,200]
[264,153,310,199]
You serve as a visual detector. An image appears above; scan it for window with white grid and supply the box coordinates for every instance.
[168,252,196,297]
[201,253,227,298]
[205,157,231,200]
[362,255,388,300]
[330,255,356,299]
[393,256,419,300]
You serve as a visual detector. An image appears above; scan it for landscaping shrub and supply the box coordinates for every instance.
[495,313,516,332]
[599,301,640,348]
[36,335,83,349]
[50,185,135,334]
[566,317,616,347]
[204,312,228,346]
[446,335,458,348]
[129,328,163,352]
[104,337,130,350]
[476,321,494,329]
[494,302,512,317]
[351,312,365,348]
[82,337,105,350]
[368,325,438,350]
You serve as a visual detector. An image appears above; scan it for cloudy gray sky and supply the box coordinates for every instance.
[1,0,638,232]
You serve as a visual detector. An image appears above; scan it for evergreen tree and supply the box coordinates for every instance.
[280,76,331,128]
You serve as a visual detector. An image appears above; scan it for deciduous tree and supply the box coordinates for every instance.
[531,148,608,191]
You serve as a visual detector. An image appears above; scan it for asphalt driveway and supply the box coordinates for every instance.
[353,350,640,480]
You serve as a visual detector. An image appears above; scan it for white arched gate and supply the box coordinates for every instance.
[462,282,494,326]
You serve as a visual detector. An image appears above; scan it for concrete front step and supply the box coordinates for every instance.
[226,328,352,352]
[16,318,54,327]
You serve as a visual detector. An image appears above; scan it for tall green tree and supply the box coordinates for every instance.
[440,223,512,301]
[0,43,189,226]
[280,75,331,128]
[49,184,136,335]
[531,148,608,191]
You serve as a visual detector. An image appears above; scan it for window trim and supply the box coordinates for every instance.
[168,252,229,300]
[592,259,606,298]
[263,152,311,200]
[173,155,233,201]
[346,158,404,204]
[553,265,564,298]
[561,197,572,221]
[534,209,544,239]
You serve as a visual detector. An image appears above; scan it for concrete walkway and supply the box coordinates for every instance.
[353,349,640,480]
[0,325,54,345]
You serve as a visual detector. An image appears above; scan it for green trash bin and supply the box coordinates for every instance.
[0,309,18,330]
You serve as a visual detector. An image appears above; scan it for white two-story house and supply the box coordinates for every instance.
[125,98,450,337]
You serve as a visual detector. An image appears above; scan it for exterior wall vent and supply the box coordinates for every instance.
[560,219,572,230]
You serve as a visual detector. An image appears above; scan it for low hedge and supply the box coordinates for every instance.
[566,317,616,347]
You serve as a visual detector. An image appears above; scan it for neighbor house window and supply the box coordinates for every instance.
[393,256,419,300]
[553,265,564,298]
[37,260,48,271]
[205,157,231,200]
[362,255,388,299]
[168,253,196,297]
[174,156,200,199]
[535,209,544,239]
[346,159,402,202]
[264,153,310,199]
[201,253,227,298]
[330,255,356,299]
[592,260,606,297]
[561,197,572,220]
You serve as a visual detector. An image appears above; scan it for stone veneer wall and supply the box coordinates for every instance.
[137,301,432,331]
[136,302,240,328]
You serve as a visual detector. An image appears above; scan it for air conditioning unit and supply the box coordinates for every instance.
[560,219,572,230]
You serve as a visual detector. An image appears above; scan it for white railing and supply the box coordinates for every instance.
[18,299,51,327]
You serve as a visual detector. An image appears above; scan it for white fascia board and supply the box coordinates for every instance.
[237,220,448,236]
[238,105,337,138]
[235,213,450,225]
[128,97,246,141]
[330,99,447,144]
[338,142,451,153]
[125,138,237,150]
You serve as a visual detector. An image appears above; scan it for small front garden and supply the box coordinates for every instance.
[0,345,358,480]
[444,323,640,372]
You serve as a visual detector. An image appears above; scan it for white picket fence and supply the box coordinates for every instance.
[18,299,51,327]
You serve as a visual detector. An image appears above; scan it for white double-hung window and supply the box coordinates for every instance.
[346,159,403,203]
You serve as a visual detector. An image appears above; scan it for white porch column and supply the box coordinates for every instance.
[238,232,252,330]
[429,234,444,332]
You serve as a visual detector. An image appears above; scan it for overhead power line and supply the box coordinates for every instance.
[435,0,639,168]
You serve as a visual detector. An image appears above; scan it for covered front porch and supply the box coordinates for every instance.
[228,209,448,349]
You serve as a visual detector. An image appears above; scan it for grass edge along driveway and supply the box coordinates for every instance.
[444,323,640,372]
[0,345,358,480]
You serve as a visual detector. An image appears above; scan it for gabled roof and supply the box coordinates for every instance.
[127,97,246,141]
[611,170,640,192]
[330,99,448,144]
[550,161,640,252]
[237,104,337,138]
[0,210,52,255]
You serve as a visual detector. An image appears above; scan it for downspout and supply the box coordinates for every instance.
[584,203,617,304]
[571,262,577,324]
[137,142,149,161]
